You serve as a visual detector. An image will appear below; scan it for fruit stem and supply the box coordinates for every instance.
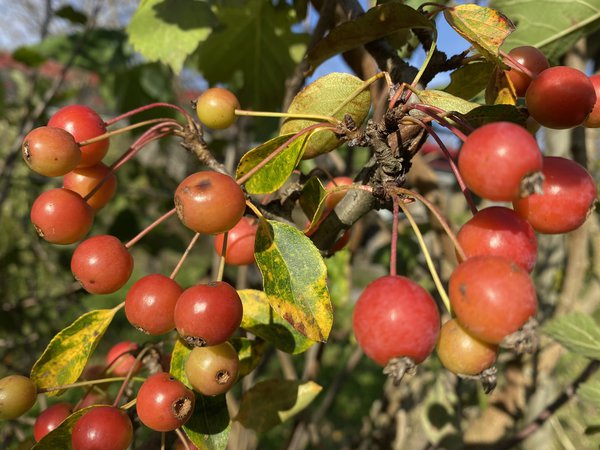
[394,187,466,261]
[234,109,338,125]
[411,27,438,88]
[402,115,478,215]
[500,49,535,79]
[390,195,400,277]
[216,232,228,282]
[170,232,201,279]
[112,345,155,407]
[37,376,144,393]
[394,195,452,314]
[105,102,195,128]
[236,122,334,186]
[245,200,264,219]
[120,398,137,410]
[410,103,471,141]
[78,118,178,146]
[175,429,192,450]
[125,208,177,249]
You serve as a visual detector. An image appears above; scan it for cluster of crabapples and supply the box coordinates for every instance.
[5,92,265,448]
[352,46,598,378]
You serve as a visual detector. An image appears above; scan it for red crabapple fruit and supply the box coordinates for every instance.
[63,162,117,211]
[34,402,72,442]
[505,46,549,97]
[106,341,142,377]
[22,126,81,177]
[214,216,258,265]
[71,406,132,450]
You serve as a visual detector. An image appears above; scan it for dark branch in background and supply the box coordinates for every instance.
[0,4,102,208]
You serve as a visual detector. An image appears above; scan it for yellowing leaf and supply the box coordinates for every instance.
[236,133,309,194]
[234,379,322,432]
[30,308,117,395]
[239,289,317,354]
[255,219,333,342]
[231,337,267,376]
[418,89,480,115]
[280,73,371,159]
[444,4,514,64]
[485,67,517,105]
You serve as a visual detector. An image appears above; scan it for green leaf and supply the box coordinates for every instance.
[578,380,600,406]
[325,250,351,308]
[231,337,267,377]
[299,177,327,225]
[444,61,495,100]
[254,219,333,342]
[491,0,600,62]
[236,133,309,194]
[195,0,309,109]
[542,313,600,359]
[444,4,515,64]
[33,406,93,449]
[239,289,317,354]
[30,308,117,396]
[463,105,527,128]
[170,339,231,450]
[307,3,433,73]
[12,46,47,67]
[418,89,480,115]
[280,72,371,159]
[55,5,88,24]
[127,0,216,73]
[234,379,322,432]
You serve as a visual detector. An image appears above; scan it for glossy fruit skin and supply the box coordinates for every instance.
[458,122,542,201]
[525,66,596,129]
[513,156,597,234]
[136,372,195,432]
[174,281,243,347]
[106,341,141,377]
[0,375,37,420]
[22,126,81,177]
[63,162,117,211]
[195,87,240,129]
[33,402,72,442]
[185,342,240,396]
[125,274,182,335]
[505,46,549,97]
[71,235,133,294]
[71,406,133,450]
[449,255,537,344]
[352,275,440,366]
[457,206,537,272]
[214,217,258,265]
[48,105,109,167]
[75,391,111,411]
[174,171,246,235]
[30,188,94,245]
[324,176,354,209]
[436,319,498,376]
[583,74,600,128]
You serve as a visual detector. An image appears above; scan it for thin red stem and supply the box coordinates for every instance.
[170,232,201,279]
[125,208,177,249]
[105,102,194,127]
[78,118,175,146]
[404,116,478,215]
[112,346,155,407]
[236,122,335,186]
[500,49,535,79]
[410,103,471,141]
[390,195,399,277]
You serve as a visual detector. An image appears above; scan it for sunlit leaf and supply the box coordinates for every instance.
[255,219,333,342]
[236,133,309,194]
[280,72,371,159]
[543,313,600,359]
[485,67,517,105]
[492,0,600,62]
[444,61,495,100]
[307,3,433,73]
[579,380,600,406]
[444,4,514,64]
[418,89,480,115]
[31,308,117,396]
[127,0,216,73]
[234,379,322,432]
[239,289,317,354]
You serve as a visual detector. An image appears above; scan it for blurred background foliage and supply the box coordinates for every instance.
[0,1,599,449]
